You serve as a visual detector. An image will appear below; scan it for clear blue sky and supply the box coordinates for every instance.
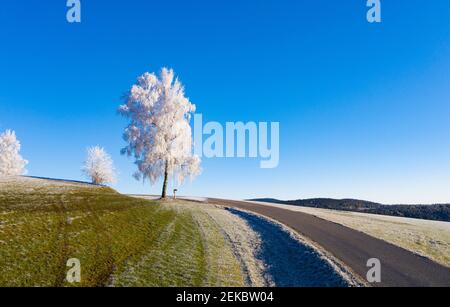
[1,0,450,204]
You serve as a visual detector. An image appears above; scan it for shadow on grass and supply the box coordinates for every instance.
[227,208,349,287]
[23,176,100,186]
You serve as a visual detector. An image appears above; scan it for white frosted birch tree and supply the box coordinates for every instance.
[119,68,201,198]
[82,146,117,185]
[0,130,28,176]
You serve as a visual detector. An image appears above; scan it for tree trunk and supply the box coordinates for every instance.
[161,160,169,199]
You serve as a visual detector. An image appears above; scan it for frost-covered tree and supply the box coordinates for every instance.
[0,130,28,176]
[82,146,117,185]
[119,68,201,198]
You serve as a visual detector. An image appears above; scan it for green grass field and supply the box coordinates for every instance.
[0,177,245,287]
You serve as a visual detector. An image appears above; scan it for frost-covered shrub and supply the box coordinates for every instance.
[0,130,28,176]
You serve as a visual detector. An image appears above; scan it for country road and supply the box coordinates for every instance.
[207,198,450,287]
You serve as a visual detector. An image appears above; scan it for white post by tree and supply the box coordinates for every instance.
[0,130,28,176]
[119,68,201,199]
[82,146,117,185]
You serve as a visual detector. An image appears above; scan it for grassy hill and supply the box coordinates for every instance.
[0,177,247,287]
[252,198,450,222]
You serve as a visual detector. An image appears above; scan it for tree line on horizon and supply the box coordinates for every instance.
[253,198,450,222]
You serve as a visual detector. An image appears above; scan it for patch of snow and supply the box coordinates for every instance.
[179,196,207,202]
[227,208,358,287]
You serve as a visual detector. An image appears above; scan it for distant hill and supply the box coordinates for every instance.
[250,198,450,222]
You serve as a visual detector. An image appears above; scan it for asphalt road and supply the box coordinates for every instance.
[207,198,450,287]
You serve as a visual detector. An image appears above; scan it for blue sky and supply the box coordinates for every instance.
[1,0,450,204]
